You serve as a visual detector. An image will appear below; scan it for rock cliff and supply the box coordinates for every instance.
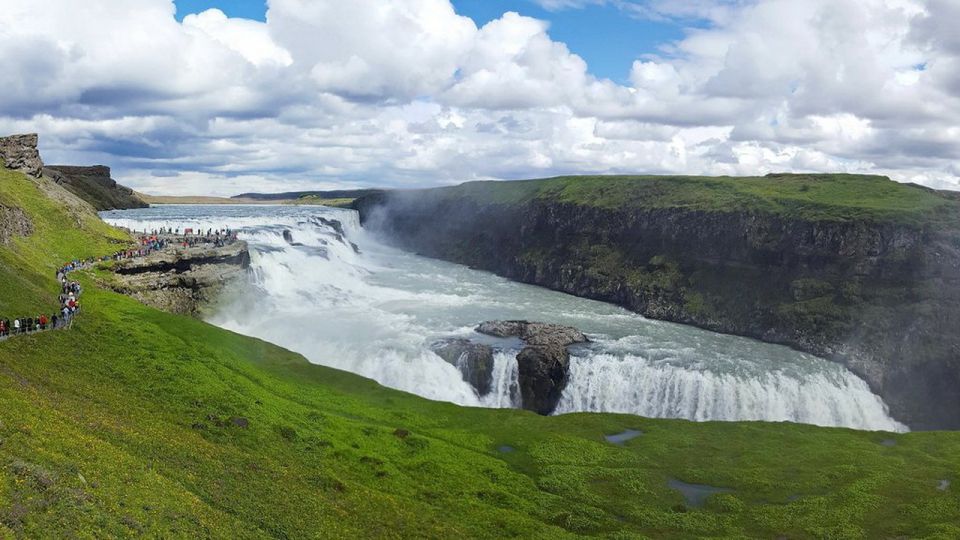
[45,165,148,211]
[355,175,960,430]
[0,133,44,178]
[108,241,250,315]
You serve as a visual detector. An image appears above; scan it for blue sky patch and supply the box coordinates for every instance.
[172,0,686,82]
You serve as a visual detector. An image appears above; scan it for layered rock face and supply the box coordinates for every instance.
[45,165,148,211]
[356,188,960,430]
[430,338,495,396]
[0,134,44,178]
[109,241,250,315]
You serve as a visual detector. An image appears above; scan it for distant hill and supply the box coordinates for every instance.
[232,189,384,201]
[44,165,148,211]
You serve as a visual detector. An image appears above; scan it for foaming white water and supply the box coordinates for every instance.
[480,351,522,409]
[556,353,906,431]
[101,205,907,432]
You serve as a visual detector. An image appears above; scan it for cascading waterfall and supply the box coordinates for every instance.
[480,351,522,409]
[101,204,908,432]
[556,353,905,430]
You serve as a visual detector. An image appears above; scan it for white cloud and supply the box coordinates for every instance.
[0,0,956,194]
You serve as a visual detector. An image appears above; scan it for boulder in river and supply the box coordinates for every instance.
[476,320,588,415]
[282,229,306,247]
[430,338,495,396]
[516,344,570,415]
[476,320,588,347]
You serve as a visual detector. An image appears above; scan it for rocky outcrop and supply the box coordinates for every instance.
[477,320,588,415]
[430,338,495,396]
[44,165,147,211]
[515,345,570,416]
[109,241,250,315]
[0,134,43,178]
[0,205,33,244]
[357,183,960,430]
[476,321,588,348]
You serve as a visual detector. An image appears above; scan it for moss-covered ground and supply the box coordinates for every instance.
[3,169,960,538]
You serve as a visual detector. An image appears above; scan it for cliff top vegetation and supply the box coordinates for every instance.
[416,174,960,227]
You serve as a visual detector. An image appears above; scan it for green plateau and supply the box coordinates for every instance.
[2,168,960,539]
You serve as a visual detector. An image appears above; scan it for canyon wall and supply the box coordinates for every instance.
[355,176,960,430]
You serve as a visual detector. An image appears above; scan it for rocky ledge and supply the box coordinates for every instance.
[0,133,44,178]
[108,241,250,315]
[431,321,588,415]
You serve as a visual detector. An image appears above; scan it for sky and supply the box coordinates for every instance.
[1,0,958,196]
[172,1,690,82]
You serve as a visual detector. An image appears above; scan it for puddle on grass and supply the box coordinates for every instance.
[605,429,643,445]
[938,480,950,491]
[880,439,897,447]
[497,446,515,454]
[668,479,733,508]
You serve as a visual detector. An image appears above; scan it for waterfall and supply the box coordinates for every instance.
[101,204,908,432]
[556,352,907,432]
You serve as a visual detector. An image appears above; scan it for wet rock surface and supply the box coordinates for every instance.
[477,320,588,415]
[516,344,570,415]
[109,241,250,316]
[0,133,43,178]
[476,320,588,347]
[430,338,495,396]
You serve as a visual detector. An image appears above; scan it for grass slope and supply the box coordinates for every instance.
[2,169,960,538]
[432,174,959,226]
[0,169,129,315]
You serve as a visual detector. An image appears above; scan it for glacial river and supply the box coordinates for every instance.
[101,204,907,432]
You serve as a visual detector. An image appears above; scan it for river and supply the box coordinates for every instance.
[101,204,907,432]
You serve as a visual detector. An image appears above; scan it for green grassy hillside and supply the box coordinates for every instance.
[430,174,959,226]
[3,168,960,538]
[0,169,129,315]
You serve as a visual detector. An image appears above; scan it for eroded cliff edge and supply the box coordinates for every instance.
[106,240,250,316]
[354,174,960,430]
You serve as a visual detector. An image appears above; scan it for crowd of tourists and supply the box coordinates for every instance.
[127,227,239,249]
[0,225,242,342]
[111,235,168,261]
[0,260,88,339]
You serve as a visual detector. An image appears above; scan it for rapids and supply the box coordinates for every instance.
[101,204,907,432]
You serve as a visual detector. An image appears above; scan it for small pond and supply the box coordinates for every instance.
[668,479,733,508]
[604,429,643,445]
